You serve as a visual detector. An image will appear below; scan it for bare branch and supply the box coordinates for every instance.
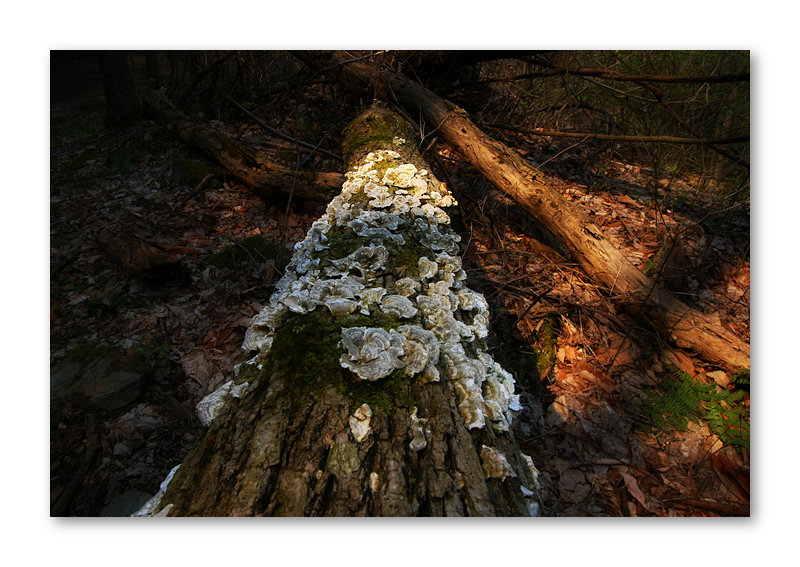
[484,123,749,146]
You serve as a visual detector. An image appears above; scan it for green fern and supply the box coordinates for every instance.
[638,365,750,450]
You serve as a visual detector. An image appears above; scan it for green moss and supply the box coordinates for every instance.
[389,239,423,279]
[315,221,427,280]
[338,310,404,331]
[340,104,421,170]
[345,366,416,415]
[342,116,398,167]
[318,225,362,262]
[370,159,394,180]
[534,316,558,378]
[267,309,417,418]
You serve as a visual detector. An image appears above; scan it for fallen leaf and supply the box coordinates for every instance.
[707,370,730,388]
[620,470,651,512]
[559,469,592,503]
[711,452,750,503]
[181,350,216,387]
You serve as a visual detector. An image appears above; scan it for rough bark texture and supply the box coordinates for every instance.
[151,105,541,517]
[325,54,749,372]
[142,90,344,202]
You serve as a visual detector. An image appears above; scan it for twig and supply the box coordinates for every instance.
[537,136,591,168]
[484,123,749,146]
[179,173,214,208]
[527,56,749,84]
[636,81,749,169]
[222,92,341,161]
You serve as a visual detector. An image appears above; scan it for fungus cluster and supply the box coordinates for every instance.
[242,148,521,433]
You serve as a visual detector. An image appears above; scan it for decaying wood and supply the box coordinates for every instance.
[96,230,186,278]
[142,90,343,202]
[152,106,541,516]
[323,53,749,371]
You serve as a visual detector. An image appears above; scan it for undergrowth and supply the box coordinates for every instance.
[638,365,750,451]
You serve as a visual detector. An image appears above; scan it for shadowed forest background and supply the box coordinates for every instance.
[50,50,749,516]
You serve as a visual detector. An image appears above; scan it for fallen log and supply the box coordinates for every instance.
[142,90,343,202]
[96,230,185,278]
[324,53,749,371]
[137,105,542,517]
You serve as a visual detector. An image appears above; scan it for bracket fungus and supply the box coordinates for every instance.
[340,326,405,381]
[408,406,429,452]
[195,380,250,426]
[349,403,373,442]
[480,445,516,481]
[241,147,521,432]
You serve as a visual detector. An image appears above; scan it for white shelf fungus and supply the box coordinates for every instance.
[132,464,180,517]
[340,327,405,381]
[241,148,520,432]
[349,403,373,442]
[480,445,516,481]
[380,294,418,318]
[408,407,428,452]
[195,380,250,426]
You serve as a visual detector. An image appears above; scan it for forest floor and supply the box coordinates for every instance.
[49,56,750,517]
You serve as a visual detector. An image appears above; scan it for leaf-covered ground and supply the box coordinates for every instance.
[50,54,749,516]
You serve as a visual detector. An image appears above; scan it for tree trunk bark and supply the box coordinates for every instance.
[141,105,542,517]
[96,51,142,128]
[141,90,343,202]
[324,53,749,372]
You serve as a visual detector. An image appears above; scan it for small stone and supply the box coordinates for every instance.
[50,343,149,412]
[707,370,730,388]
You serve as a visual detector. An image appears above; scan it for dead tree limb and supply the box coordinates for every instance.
[141,105,542,517]
[525,56,750,84]
[323,54,749,372]
[485,123,749,146]
[142,90,343,202]
[221,93,342,161]
[635,81,749,169]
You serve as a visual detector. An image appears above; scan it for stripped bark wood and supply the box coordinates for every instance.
[142,90,343,202]
[143,105,542,517]
[325,54,749,371]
